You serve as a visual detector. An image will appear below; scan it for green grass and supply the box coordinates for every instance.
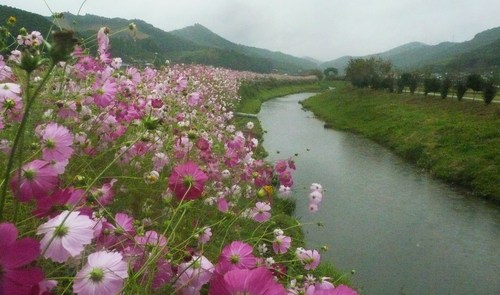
[236,79,331,114]
[302,81,500,201]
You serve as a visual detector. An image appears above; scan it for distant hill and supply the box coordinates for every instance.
[0,5,53,39]
[321,26,500,74]
[56,13,318,73]
[0,5,318,73]
[170,24,318,73]
[3,4,498,75]
[444,39,500,73]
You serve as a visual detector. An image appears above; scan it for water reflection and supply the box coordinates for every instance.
[259,93,500,295]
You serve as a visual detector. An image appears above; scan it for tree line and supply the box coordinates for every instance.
[344,57,498,104]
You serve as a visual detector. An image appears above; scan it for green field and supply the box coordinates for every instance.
[301,81,500,201]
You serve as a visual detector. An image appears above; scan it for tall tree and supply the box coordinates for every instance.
[345,57,393,89]
[466,73,484,99]
[323,67,338,80]
[482,79,497,104]
[423,77,440,96]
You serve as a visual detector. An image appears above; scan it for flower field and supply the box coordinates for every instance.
[0,24,356,294]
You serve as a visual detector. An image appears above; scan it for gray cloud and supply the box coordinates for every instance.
[3,0,499,61]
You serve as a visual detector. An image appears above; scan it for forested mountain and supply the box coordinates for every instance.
[0,5,317,73]
[0,5,53,38]
[2,4,499,75]
[322,26,500,74]
[170,24,317,73]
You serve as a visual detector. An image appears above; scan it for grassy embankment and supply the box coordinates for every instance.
[234,79,329,158]
[301,81,500,202]
[232,79,354,286]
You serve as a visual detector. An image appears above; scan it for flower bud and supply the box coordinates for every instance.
[49,30,78,63]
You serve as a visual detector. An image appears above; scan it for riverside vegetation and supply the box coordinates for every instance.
[301,81,500,202]
[0,16,357,295]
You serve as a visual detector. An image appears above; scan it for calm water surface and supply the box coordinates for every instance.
[258,93,500,295]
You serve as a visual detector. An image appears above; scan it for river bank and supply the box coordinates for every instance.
[233,81,354,286]
[259,92,500,295]
[301,81,500,202]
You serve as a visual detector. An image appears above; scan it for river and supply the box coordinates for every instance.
[258,92,500,295]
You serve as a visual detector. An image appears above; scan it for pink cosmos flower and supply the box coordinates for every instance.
[275,160,287,173]
[217,197,229,213]
[252,202,271,223]
[0,222,43,295]
[309,190,323,204]
[297,249,321,270]
[198,226,212,244]
[209,267,286,295]
[216,241,257,275]
[278,170,293,187]
[126,67,141,84]
[150,259,174,290]
[32,279,58,295]
[90,179,117,206]
[175,255,214,293]
[92,79,117,107]
[187,92,201,106]
[176,76,188,92]
[278,185,291,197]
[0,56,13,78]
[131,231,172,290]
[152,152,169,171]
[17,31,43,46]
[310,183,323,193]
[41,122,74,162]
[51,158,70,174]
[273,234,292,254]
[313,277,335,291]
[98,212,135,250]
[135,230,168,253]
[97,27,110,55]
[168,161,208,201]
[10,159,59,202]
[308,203,319,213]
[0,82,21,98]
[0,85,23,124]
[37,210,95,263]
[73,251,129,295]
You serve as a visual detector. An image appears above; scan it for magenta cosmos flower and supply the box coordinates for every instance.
[168,161,208,201]
[209,267,286,295]
[10,159,58,202]
[37,210,95,263]
[216,241,257,275]
[32,187,84,218]
[41,122,74,162]
[73,250,129,295]
[0,222,44,295]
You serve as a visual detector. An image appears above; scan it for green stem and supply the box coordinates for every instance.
[0,62,56,221]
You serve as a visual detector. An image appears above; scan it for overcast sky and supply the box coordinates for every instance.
[2,0,499,61]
